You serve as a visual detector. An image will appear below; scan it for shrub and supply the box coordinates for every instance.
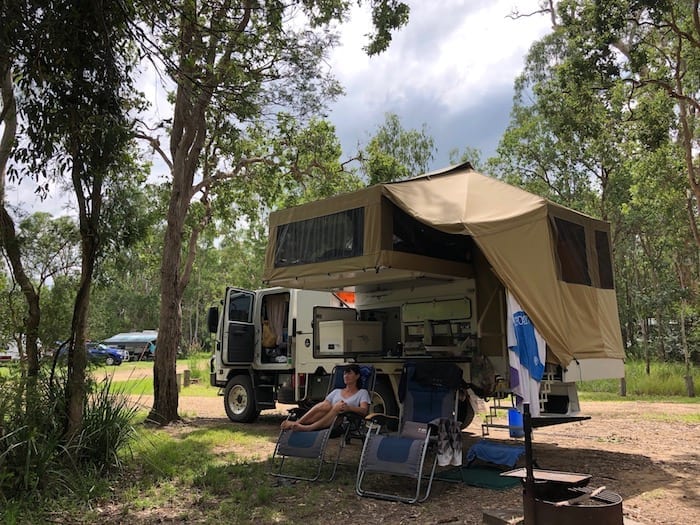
[0,365,139,501]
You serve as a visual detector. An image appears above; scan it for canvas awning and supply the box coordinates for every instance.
[263,163,624,366]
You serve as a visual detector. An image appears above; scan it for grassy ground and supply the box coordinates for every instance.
[2,357,698,524]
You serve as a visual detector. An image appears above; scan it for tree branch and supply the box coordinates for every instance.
[135,131,173,171]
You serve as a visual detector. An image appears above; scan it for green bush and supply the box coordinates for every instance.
[0,365,139,501]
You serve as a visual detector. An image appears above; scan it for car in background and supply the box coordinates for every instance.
[56,342,125,366]
[87,342,129,363]
[0,344,20,363]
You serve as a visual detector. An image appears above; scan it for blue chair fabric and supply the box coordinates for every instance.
[356,361,462,503]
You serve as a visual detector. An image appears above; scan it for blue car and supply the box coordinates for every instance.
[86,343,125,366]
[57,342,124,366]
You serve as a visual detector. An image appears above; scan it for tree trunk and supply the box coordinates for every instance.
[147,177,189,425]
[65,195,99,438]
[641,317,650,375]
[619,377,627,397]
[0,207,41,376]
[678,299,695,398]
[0,65,41,376]
[655,310,665,361]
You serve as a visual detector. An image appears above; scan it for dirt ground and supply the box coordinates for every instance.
[110,366,700,524]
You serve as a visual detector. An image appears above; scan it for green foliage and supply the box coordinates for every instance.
[579,359,700,397]
[0,367,139,501]
[360,112,435,185]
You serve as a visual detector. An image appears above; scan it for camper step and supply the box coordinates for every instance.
[481,423,524,438]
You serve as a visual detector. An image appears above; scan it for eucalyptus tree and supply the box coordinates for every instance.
[549,0,698,394]
[449,146,483,171]
[133,0,409,424]
[550,0,700,246]
[2,0,142,434]
[359,112,435,184]
[5,213,81,354]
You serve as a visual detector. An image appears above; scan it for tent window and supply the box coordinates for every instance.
[595,230,614,289]
[553,217,591,286]
[274,208,364,267]
[392,205,472,263]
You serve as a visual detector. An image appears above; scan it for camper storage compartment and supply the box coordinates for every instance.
[318,320,382,356]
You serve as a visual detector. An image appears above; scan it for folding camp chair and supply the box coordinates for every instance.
[271,364,376,482]
[356,362,463,503]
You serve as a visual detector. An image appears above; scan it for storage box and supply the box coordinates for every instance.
[318,320,382,356]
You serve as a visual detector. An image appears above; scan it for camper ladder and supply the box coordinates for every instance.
[538,369,555,413]
[480,392,517,437]
[481,371,556,437]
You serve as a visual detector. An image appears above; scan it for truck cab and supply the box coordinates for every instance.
[209,287,350,422]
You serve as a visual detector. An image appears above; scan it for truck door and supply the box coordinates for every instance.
[222,288,256,364]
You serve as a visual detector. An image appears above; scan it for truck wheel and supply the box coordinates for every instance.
[371,380,399,418]
[224,375,260,423]
[458,399,475,429]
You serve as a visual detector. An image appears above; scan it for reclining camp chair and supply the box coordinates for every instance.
[356,362,463,503]
[271,364,375,482]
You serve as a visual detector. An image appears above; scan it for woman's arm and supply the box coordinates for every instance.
[339,400,369,416]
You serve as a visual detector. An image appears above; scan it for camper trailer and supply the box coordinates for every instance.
[209,163,625,427]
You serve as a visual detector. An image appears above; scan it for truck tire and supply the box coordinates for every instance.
[458,398,475,429]
[371,380,399,418]
[224,375,260,423]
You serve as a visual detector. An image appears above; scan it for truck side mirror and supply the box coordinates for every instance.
[207,306,219,334]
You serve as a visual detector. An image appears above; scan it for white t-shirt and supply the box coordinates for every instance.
[325,388,370,407]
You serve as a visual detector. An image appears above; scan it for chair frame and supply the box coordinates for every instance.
[270,365,375,482]
[355,362,461,503]
[356,420,439,503]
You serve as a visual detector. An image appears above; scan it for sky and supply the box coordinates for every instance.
[6,0,551,217]
[326,0,551,170]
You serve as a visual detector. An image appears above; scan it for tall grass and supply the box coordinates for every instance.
[186,353,208,381]
[579,359,699,397]
[0,365,140,503]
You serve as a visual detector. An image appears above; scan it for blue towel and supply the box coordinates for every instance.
[466,439,525,468]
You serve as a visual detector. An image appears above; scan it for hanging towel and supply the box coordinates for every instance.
[435,418,463,467]
[506,290,546,417]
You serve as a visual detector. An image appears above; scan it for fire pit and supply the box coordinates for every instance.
[501,404,625,525]
[533,485,623,525]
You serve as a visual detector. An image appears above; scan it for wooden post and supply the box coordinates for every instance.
[183,369,191,387]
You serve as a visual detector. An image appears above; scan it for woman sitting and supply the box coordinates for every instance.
[280,364,370,432]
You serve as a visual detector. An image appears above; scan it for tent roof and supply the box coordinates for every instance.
[263,164,624,365]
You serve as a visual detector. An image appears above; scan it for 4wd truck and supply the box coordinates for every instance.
[208,282,478,425]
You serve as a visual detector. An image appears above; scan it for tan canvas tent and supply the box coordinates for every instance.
[263,163,624,367]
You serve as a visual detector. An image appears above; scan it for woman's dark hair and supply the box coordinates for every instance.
[345,364,361,375]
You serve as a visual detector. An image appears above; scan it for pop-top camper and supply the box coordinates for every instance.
[208,163,624,428]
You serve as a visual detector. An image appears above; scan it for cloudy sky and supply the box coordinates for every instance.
[326,0,551,169]
[7,0,551,216]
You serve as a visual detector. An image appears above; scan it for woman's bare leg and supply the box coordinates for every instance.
[281,400,332,429]
[292,407,341,432]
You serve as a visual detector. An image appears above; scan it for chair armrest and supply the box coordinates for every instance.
[365,413,400,426]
